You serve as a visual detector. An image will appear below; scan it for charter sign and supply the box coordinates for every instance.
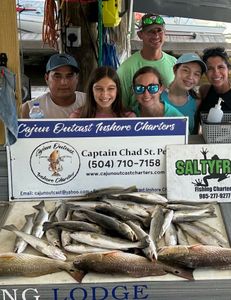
[7,118,187,200]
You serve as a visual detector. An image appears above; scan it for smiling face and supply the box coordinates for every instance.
[93,77,117,113]
[205,56,230,89]
[174,62,202,91]
[138,25,165,50]
[45,65,78,105]
[134,72,163,108]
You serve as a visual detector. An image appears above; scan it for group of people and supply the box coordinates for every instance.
[22,13,231,135]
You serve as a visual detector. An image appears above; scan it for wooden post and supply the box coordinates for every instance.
[61,2,98,92]
[61,1,128,92]
[0,0,22,145]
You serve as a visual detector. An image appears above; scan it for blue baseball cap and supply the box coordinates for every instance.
[46,53,80,73]
[175,53,207,73]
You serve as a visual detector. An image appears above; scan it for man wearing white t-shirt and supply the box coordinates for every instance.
[22,53,86,118]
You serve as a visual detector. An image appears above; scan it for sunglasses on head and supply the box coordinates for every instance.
[133,84,160,95]
[142,15,165,26]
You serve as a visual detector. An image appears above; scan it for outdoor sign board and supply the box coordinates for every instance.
[7,117,188,201]
[166,144,231,202]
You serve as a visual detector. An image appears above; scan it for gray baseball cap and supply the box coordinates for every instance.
[46,53,80,73]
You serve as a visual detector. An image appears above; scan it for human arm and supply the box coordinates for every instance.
[21,102,30,118]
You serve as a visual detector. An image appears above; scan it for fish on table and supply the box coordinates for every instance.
[95,203,149,227]
[1,186,230,282]
[0,252,82,281]
[70,231,147,250]
[73,250,194,282]
[2,224,66,261]
[158,244,231,269]
[14,213,36,253]
[32,200,49,238]
[109,192,168,205]
[177,222,223,247]
[126,220,158,261]
[102,198,150,218]
[76,207,137,241]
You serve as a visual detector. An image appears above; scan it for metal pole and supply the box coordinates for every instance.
[127,0,134,58]
[98,0,103,66]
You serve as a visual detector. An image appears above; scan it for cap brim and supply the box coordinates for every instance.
[175,59,207,73]
[47,63,80,73]
[139,23,165,31]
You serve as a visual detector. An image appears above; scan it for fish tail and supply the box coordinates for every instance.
[2,224,18,232]
[68,268,86,283]
[33,200,45,211]
[162,262,195,280]
[24,213,36,222]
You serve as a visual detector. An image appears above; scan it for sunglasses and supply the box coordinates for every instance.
[142,15,165,26]
[133,84,160,95]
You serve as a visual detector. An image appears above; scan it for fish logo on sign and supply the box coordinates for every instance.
[30,141,80,185]
[48,149,63,176]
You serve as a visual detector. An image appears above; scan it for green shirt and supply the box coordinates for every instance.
[134,101,184,117]
[117,51,176,110]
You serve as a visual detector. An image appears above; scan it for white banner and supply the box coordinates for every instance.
[7,117,188,200]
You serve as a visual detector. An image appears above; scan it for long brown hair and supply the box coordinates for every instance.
[80,66,127,117]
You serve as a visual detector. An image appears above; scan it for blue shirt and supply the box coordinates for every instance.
[161,90,197,134]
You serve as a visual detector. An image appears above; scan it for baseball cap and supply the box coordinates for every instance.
[175,53,207,73]
[138,13,165,31]
[46,53,80,73]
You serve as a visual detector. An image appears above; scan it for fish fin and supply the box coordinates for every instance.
[0,253,17,259]
[102,251,121,258]
[188,244,203,250]
[2,224,18,232]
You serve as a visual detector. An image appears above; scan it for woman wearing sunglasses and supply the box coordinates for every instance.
[161,53,207,134]
[70,66,136,118]
[132,66,183,118]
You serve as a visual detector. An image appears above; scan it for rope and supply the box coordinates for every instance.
[42,0,59,49]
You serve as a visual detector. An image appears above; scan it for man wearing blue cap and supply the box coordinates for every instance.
[22,53,86,118]
[117,13,176,111]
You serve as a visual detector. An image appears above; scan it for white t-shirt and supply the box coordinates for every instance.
[27,91,86,118]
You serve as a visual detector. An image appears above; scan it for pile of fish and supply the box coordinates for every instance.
[0,186,230,282]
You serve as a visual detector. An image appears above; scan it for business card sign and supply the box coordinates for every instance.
[8,118,188,201]
[166,144,231,202]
